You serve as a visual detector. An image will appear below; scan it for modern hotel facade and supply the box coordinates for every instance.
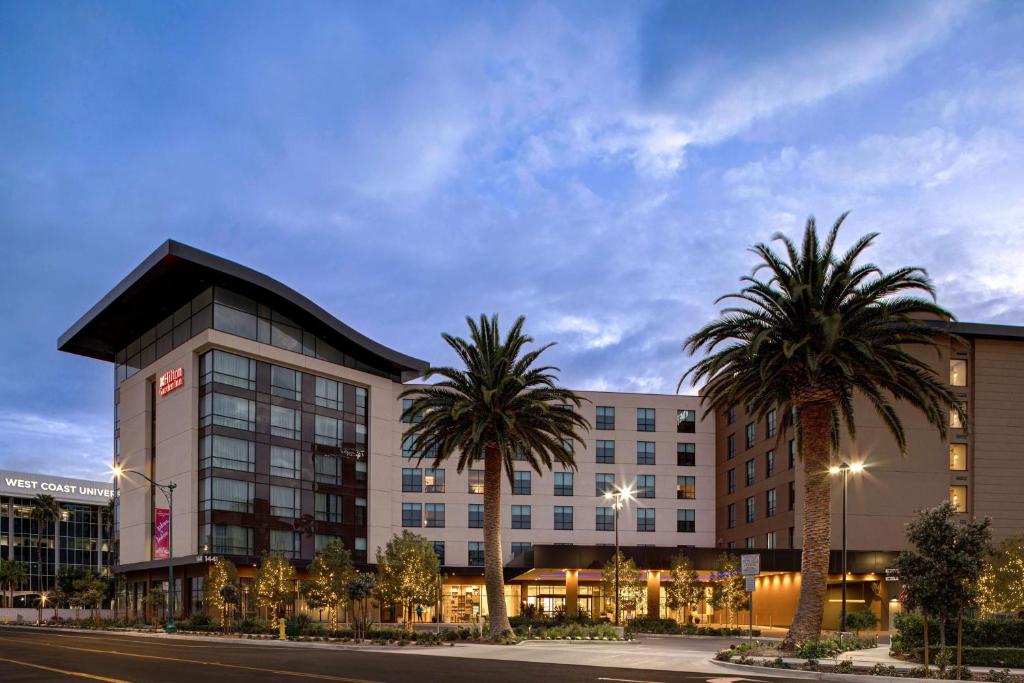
[58,240,1024,628]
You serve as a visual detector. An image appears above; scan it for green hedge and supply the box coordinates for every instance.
[892,613,1024,653]
[913,647,1024,668]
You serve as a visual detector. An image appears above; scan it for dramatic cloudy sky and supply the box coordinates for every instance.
[2,1,1023,481]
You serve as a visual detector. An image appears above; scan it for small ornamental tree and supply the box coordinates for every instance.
[301,541,354,630]
[665,555,703,623]
[711,553,747,626]
[978,536,1024,616]
[203,557,239,626]
[374,531,440,632]
[347,572,376,640]
[600,551,647,619]
[254,552,297,619]
[0,559,28,608]
[73,572,108,624]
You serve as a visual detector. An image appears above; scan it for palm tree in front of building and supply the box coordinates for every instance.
[401,314,589,635]
[30,494,62,622]
[683,214,964,648]
[0,558,28,608]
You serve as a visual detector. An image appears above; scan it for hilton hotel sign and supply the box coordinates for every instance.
[0,469,116,505]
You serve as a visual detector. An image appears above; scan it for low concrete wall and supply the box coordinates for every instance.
[0,607,116,623]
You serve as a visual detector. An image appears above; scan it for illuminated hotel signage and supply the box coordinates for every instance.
[158,367,184,396]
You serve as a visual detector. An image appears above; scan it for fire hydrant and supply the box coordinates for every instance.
[278,617,287,641]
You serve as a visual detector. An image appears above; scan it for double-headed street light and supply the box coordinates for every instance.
[828,461,864,634]
[112,463,178,634]
[602,484,635,626]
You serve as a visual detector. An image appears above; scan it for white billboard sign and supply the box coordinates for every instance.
[741,554,760,576]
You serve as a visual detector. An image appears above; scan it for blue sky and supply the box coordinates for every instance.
[2,1,1023,481]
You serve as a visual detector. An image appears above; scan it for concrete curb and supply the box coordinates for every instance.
[712,658,943,683]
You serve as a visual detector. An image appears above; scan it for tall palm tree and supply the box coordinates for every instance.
[682,215,964,647]
[401,314,589,635]
[30,494,62,621]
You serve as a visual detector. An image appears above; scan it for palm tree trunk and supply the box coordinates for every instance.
[483,444,512,635]
[783,401,833,649]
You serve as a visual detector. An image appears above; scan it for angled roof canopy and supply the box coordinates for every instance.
[58,240,429,381]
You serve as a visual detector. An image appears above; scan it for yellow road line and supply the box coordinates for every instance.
[0,656,132,682]
[1,637,381,683]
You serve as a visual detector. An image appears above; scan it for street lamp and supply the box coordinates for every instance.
[603,484,634,626]
[112,463,177,634]
[828,461,863,634]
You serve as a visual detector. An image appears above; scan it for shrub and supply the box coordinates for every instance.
[984,669,1013,683]
[845,610,879,634]
[912,648,1024,668]
[941,666,972,680]
[764,657,791,669]
[834,660,854,674]
[235,618,274,634]
[802,659,820,671]
[798,638,840,659]
[893,613,1024,653]
[869,664,899,676]
[715,650,733,661]
[628,618,682,634]
[907,666,932,679]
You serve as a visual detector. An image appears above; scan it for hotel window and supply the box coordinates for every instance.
[745,496,756,523]
[270,446,300,479]
[355,460,367,484]
[425,503,445,528]
[789,480,796,511]
[746,537,755,549]
[727,468,736,494]
[270,405,301,440]
[596,473,614,496]
[745,459,755,486]
[200,393,255,431]
[351,497,366,526]
[270,529,300,559]
[562,439,574,456]
[315,415,341,447]
[511,542,531,558]
[402,468,423,492]
[677,509,695,533]
[950,405,965,429]
[637,441,656,465]
[637,474,656,499]
[950,359,968,386]
[354,537,367,564]
[270,365,301,401]
[949,443,968,471]
[637,408,656,432]
[355,387,367,418]
[676,475,695,499]
[315,492,343,523]
[511,505,531,529]
[433,541,445,565]
[200,435,255,472]
[424,468,445,493]
[554,506,574,530]
[468,542,484,567]
[766,409,777,438]
[637,508,656,532]
[727,503,736,529]
[209,524,254,555]
[468,470,484,494]
[201,477,254,513]
[596,507,615,531]
[677,409,696,433]
[765,449,775,477]
[788,439,796,469]
[315,456,342,485]
[314,377,341,410]
[270,486,299,518]
[554,472,574,496]
[401,398,421,423]
[596,406,615,430]
[200,350,256,390]
[468,504,483,528]
[726,405,736,424]
[767,531,777,549]
[315,534,341,552]
[745,422,755,449]
[402,503,422,528]
[727,434,736,459]
[949,485,968,513]
[596,440,615,464]
[513,470,531,495]
[677,442,696,466]
[766,488,777,517]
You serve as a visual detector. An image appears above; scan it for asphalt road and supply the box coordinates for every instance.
[0,626,795,683]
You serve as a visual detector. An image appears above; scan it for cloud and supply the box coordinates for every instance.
[0,411,111,481]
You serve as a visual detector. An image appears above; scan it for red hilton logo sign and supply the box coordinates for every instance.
[158,367,184,397]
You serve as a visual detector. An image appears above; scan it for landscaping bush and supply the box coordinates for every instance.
[629,618,682,634]
[893,613,1024,654]
[524,622,624,640]
[870,663,899,676]
[984,669,1013,683]
[834,660,854,674]
[797,638,840,659]
[912,648,1024,668]
[235,618,274,634]
[844,610,879,634]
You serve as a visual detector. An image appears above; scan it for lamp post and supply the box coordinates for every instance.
[113,464,177,634]
[828,462,863,634]
[603,484,634,626]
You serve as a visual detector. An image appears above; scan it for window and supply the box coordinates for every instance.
[270,365,301,401]
[468,470,484,494]
[677,442,695,466]
[315,534,341,552]
[596,440,615,464]
[676,475,695,499]
[745,496,756,523]
[788,439,796,469]
[402,468,423,492]
[789,480,796,511]
[315,377,341,410]
[511,505,531,529]
[208,524,253,555]
[402,503,422,527]
[315,493,343,523]
[766,409,777,438]
[468,542,484,567]
[270,405,300,440]
[270,486,299,517]
[746,537,755,549]
[270,529,300,559]
[200,435,255,472]
[949,443,968,471]
[554,506,573,530]
[727,468,736,494]
[637,508,656,532]
[596,507,614,531]
[315,415,341,447]
[677,509,695,533]
[596,473,614,496]
[200,393,255,431]
[468,504,483,528]
[354,497,367,526]
[745,422,755,449]
[200,477,254,513]
[727,503,736,529]
[765,449,775,477]
[424,468,445,493]
[727,434,736,459]
[676,409,696,433]
[554,472,574,496]
[355,387,367,418]
[433,541,445,565]
[511,542,531,558]
[637,408,656,432]
[513,470,531,495]
[401,398,422,423]
[200,350,256,389]
[425,503,445,528]
[315,456,342,485]
[950,359,968,386]
[637,474,656,499]
[355,460,366,484]
[766,489,777,517]
[270,446,300,479]
[745,459,755,486]
[596,406,615,430]
[950,405,965,429]
[354,537,367,564]
[949,485,968,513]
[562,439,574,456]
[636,441,656,465]
[767,531,777,549]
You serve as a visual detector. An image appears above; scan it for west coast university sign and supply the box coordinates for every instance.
[0,469,116,505]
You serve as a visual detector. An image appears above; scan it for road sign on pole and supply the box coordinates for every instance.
[745,576,757,592]
[741,554,760,576]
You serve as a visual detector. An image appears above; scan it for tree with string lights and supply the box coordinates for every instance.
[374,531,439,632]
[203,557,239,626]
[255,552,296,619]
[301,541,354,631]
